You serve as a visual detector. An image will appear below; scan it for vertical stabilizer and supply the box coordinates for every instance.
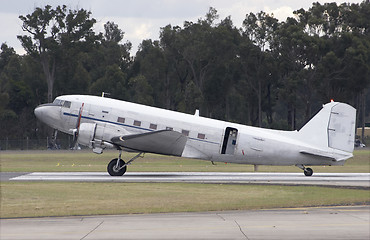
[327,103,356,152]
[298,102,356,153]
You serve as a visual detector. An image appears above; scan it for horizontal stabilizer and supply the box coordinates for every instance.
[111,130,187,156]
[299,149,352,161]
[299,150,335,161]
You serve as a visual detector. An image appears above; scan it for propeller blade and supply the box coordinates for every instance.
[70,103,84,149]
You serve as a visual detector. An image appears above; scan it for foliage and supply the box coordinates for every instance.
[0,1,369,141]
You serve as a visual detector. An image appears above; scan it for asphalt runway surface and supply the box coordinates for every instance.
[3,172,370,187]
[1,206,369,240]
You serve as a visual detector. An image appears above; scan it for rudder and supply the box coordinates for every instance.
[298,102,356,153]
[327,103,356,152]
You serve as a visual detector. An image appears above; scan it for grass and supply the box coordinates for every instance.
[0,149,369,173]
[1,149,369,218]
[1,182,369,218]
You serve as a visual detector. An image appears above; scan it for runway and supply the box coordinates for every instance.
[7,172,370,187]
[1,206,369,240]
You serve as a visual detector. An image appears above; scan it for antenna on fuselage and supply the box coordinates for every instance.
[101,92,111,98]
[194,109,199,117]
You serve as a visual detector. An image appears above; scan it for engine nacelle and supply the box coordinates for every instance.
[77,123,115,153]
[77,123,97,147]
[77,122,128,153]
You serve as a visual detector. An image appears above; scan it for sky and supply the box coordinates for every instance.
[0,0,364,55]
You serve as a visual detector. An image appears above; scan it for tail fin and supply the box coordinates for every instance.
[298,102,356,153]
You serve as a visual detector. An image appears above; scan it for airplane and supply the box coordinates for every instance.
[34,95,356,176]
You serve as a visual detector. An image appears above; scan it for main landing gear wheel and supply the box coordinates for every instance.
[304,168,313,176]
[296,164,314,176]
[107,158,127,176]
[107,151,144,176]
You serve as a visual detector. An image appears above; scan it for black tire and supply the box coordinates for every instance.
[107,158,127,176]
[304,168,313,176]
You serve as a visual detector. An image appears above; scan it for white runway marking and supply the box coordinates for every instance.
[10,172,370,187]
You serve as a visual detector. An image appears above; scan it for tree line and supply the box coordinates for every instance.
[0,1,369,144]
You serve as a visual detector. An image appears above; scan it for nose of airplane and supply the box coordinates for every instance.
[34,104,61,129]
[34,105,44,121]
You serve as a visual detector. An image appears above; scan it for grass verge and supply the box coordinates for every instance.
[1,182,369,218]
[1,150,368,218]
[0,149,369,173]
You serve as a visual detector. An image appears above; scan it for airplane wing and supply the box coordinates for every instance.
[111,130,188,156]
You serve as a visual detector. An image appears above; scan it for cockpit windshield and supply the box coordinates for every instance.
[63,101,71,108]
[53,99,71,108]
[53,99,63,105]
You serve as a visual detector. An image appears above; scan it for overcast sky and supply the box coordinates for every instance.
[0,0,363,55]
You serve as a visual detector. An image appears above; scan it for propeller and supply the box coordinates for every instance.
[70,103,84,149]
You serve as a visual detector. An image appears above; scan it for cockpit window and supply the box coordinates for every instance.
[53,99,63,105]
[53,99,71,108]
[63,101,71,108]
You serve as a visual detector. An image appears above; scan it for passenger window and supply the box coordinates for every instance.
[150,123,157,130]
[134,120,141,126]
[197,133,205,139]
[117,117,125,123]
[63,101,71,108]
[166,127,173,131]
[182,130,189,136]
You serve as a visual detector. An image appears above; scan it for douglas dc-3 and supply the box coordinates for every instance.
[34,95,356,176]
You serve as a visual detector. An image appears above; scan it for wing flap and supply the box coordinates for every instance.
[111,130,187,156]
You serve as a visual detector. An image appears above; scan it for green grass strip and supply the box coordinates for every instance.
[1,150,369,173]
[1,182,369,218]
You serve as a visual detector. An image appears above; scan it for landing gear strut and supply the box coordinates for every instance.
[296,164,313,176]
[107,150,144,176]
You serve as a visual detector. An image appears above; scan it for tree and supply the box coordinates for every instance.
[128,75,154,105]
[0,43,37,139]
[242,12,278,127]
[0,44,18,123]
[90,64,127,100]
[160,25,190,110]
[86,21,131,100]
[18,5,98,102]
[133,39,175,108]
[204,16,241,120]
[271,17,307,129]
[174,8,220,115]
[104,21,124,42]
[102,21,132,69]
[1,3,367,147]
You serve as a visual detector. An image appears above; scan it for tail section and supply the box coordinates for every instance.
[298,102,356,153]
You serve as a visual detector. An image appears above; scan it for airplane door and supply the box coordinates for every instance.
[221,127,238,155]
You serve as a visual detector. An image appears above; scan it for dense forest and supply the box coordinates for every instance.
[0,1,369,148]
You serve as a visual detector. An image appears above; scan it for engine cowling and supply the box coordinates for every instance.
[76,123,122,153]
[77,123,97,147]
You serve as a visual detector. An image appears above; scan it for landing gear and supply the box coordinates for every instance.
[107,158,126,176]
[304,168,313,176]
[107,150,144,176]
[296,164,313,176]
